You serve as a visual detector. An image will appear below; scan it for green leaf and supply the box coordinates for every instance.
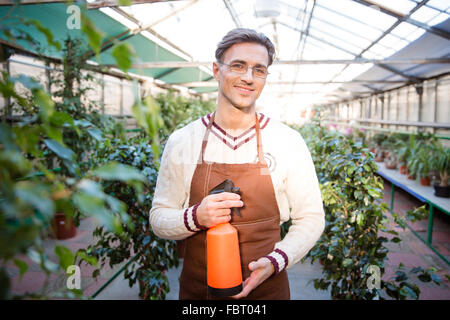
[90,162,145,182]
[342,258,353,267]
[76,250,98,267]
[34,89,55,121]
[391,237,401,243]
[112,43,134,72]
[81,14,104,56]
[402,285,418,299]
[13,259,28,281]
[76,179,105,198]
[29,19,61,50]
[430,273,442,284]
[55,245,75,271]
[87,127,104,142]
[44,139,75,162]
[367,187,382,198]
[73,193,122,234]
[15,181,55,218]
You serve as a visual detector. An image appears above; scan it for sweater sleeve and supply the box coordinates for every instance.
[149,132,204,240]
[265,130,325,273]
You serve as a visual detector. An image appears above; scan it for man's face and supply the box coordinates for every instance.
[213,42,269,110]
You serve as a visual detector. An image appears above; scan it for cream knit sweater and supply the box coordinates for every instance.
[149,113,325,273]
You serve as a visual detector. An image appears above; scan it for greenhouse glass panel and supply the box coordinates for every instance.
[313,5,384,40]
[428,13,450,26]
[308,18,372,50]
[317,0,398,30]
[410,5,442,24]
[391,22,420,38]
[426,0,450,12]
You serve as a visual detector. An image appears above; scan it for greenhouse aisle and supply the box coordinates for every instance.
[380,180,450,299]
[6,181,449,300]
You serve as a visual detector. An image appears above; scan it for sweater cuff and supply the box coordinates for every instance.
[264,248,289,274]
[183,203,207,232]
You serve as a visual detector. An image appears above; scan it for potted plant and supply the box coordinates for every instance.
[431,144,450,198]
[406,142,422,180]
[382,135,400,170]
[394,135,416,175]
[371,133,387,162]
[415,145,433,186]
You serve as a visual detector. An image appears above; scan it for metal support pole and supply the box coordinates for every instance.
[4,60,11,121]
[101,74,105,115]
[120,79,124,116]
[433,79,438,135]
[390,183,395,213]
[427,204,434,245]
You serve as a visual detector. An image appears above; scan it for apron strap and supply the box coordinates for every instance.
[199,112,266,165]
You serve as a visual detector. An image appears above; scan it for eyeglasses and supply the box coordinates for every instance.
[217,61,269,79]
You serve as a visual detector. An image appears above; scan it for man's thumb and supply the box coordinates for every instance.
[249,258,266,271]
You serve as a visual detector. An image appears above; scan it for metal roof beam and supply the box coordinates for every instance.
[352,0,450,40]
[175,80,409,88]
[154,68,179,79]
[377,63,422,82]
[0,0,182,7]
[128,57,450,68]
[222,0,242,28]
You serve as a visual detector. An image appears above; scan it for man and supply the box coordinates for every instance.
[150,28,324,300]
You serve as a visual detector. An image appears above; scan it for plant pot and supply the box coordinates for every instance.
[407,172,416,180]
[50,213,77,240]
[385,162,397,170]
[399,165,407,175]
[419,177,431,186]
[434,184,450,198]
[375,156,384,163]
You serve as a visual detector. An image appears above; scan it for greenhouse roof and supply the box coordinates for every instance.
[1,0,449,111]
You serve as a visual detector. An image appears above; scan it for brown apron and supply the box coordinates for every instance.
[179,112,290,300]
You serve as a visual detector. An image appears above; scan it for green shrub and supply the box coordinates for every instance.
[297,124,441,299]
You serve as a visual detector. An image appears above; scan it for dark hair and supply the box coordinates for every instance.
[215,28,276,66]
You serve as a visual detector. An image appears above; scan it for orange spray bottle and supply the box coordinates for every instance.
[207,179,243,297]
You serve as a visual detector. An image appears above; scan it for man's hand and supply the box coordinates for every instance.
[196,192,244,228]
[232,257,275,299]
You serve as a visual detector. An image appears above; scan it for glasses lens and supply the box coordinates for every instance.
[229,63,246,73]
[254,68,268,78]
[223,62,268,79]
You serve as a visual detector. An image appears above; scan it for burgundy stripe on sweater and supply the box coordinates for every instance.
[183,208,195,232]
[275,248,289,269]
[191,203,207,231]
[201,113,270,150]
[264,254,280,274]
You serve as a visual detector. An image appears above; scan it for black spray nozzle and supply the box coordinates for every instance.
[209,179,242,217]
